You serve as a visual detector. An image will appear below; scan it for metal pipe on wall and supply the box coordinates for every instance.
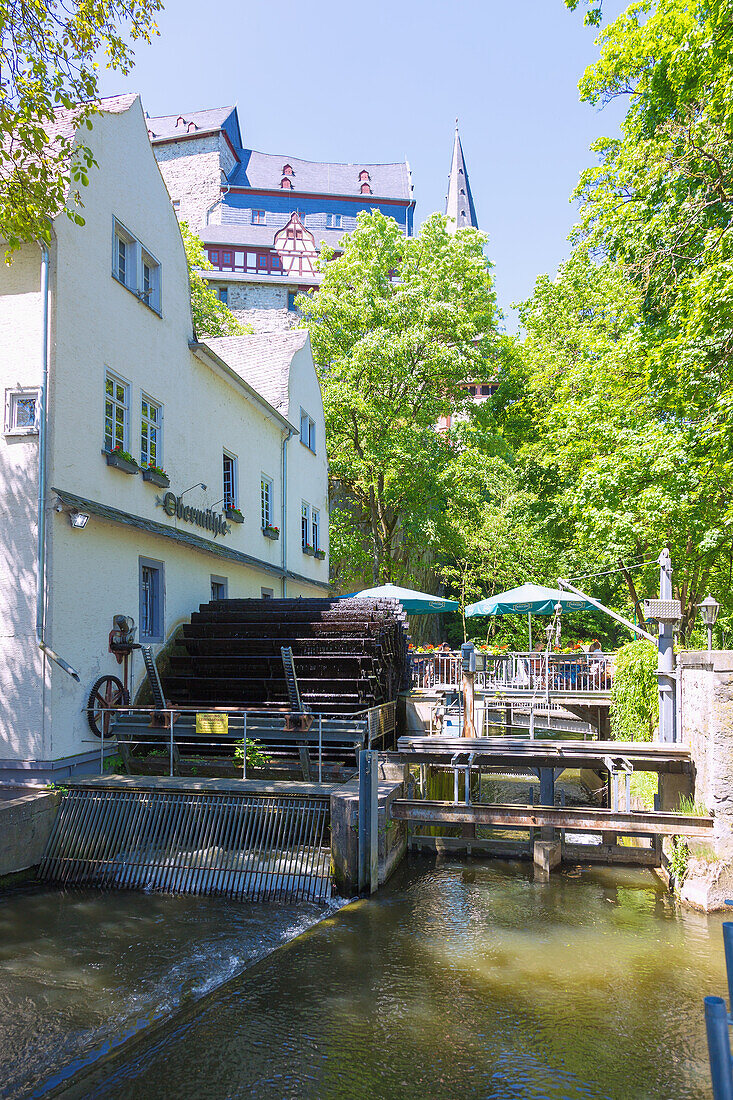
[36,241,79,681]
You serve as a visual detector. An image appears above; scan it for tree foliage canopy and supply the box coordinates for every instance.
[299,210,498,587]
[181,223,251,339]
[0,0,161,251]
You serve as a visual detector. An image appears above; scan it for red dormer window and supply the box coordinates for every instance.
[176,116,186,128]
[281,177,292,189]
[282,164,293,175]
[360,182,372,194]
[187,121,197,133]
[359,170,370,182]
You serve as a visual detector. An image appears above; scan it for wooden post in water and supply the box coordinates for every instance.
[358,750,379,894]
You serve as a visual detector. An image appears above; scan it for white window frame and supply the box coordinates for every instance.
[210,575,228,600]
[300,408,316,453]
[104,370,130,453]
[301,501,311,549]
[139,557,165,643]
[112,218,162,315]
[140,393,163,469]
[223,450,238,510]
[326,213,342,229]
[113,221,134,288]
[312,507,320,552]
[261,474,273,529]
[4,387,39,435]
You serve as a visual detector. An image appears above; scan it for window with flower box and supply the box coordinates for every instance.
[261,475,273,529]
[105,371,129,452]
[140,394,163,469]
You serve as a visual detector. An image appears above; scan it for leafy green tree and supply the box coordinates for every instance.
[572,1,733,476]
[298,210,498,585]
[0,0,162,252]
[181,223,250,338]
[499,249,731,640]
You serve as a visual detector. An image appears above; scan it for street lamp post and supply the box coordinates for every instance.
[698,595,720,654]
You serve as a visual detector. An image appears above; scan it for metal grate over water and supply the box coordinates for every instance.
[39,789,332,902]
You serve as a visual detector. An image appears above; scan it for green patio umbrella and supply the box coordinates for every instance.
[342,583,459,615]
[465,583,595,648]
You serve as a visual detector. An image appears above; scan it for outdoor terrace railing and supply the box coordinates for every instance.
[84,701,397,781]
[411,651,615,694]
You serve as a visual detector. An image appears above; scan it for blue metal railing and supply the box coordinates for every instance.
[706,917,733,1100]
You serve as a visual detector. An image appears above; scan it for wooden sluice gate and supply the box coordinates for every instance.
[39,778,333,903]
[389,736,712,868]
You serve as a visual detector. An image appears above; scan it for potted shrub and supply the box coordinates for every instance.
[303,543,315,556]
[226,506,244,524]
[104,446,139,474]
[142,463,169,488]
[314,548,326,560]
[263,524,280,540]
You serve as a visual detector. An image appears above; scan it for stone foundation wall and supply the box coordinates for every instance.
[677,651,733,909]
[679,651,733,854]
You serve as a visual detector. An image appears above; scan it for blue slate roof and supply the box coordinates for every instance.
[147,105,412,202]
[229,149,412,201]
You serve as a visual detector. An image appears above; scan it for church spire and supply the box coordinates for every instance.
[445,120,478,233]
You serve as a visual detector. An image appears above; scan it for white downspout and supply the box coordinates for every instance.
[281,429,290,596]
[36,242,80,681]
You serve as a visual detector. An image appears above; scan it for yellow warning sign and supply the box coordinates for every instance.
[195,712,228,738]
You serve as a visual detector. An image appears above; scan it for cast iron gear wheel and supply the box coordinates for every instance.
[86,675,129,737]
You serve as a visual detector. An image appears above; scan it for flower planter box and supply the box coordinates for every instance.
[142,468,170,488]
[314,549,326,560]
[262,526,280,540]
[104,449,139,475]
[302,545,315,556]
[226,508,244,524]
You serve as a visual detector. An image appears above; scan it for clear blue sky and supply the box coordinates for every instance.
[99,0,628,330]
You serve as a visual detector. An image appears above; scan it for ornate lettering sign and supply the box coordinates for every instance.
[161,491,229,538]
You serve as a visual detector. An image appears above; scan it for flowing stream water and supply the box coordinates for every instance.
[0,857,726,1100]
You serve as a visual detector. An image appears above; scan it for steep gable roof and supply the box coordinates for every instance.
[445,124,478,233]
[204,330,310,413]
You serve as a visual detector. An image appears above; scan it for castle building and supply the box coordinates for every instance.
[147,107,415,332]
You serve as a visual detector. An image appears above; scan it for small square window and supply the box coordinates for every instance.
[326,213,342,229]
[252,210,266,225]
[211,575,228,600]
[261,587,274,599]
[257,254,268,269]
[210,250,220,266]
[4,388,39,435]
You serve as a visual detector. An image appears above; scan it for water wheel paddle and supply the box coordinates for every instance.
[86,675,129,736]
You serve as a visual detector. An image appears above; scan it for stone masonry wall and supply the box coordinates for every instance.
[154,136,222,229]
[226,282,295,333]
[678,651,733,909]
[680,651,733,855]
